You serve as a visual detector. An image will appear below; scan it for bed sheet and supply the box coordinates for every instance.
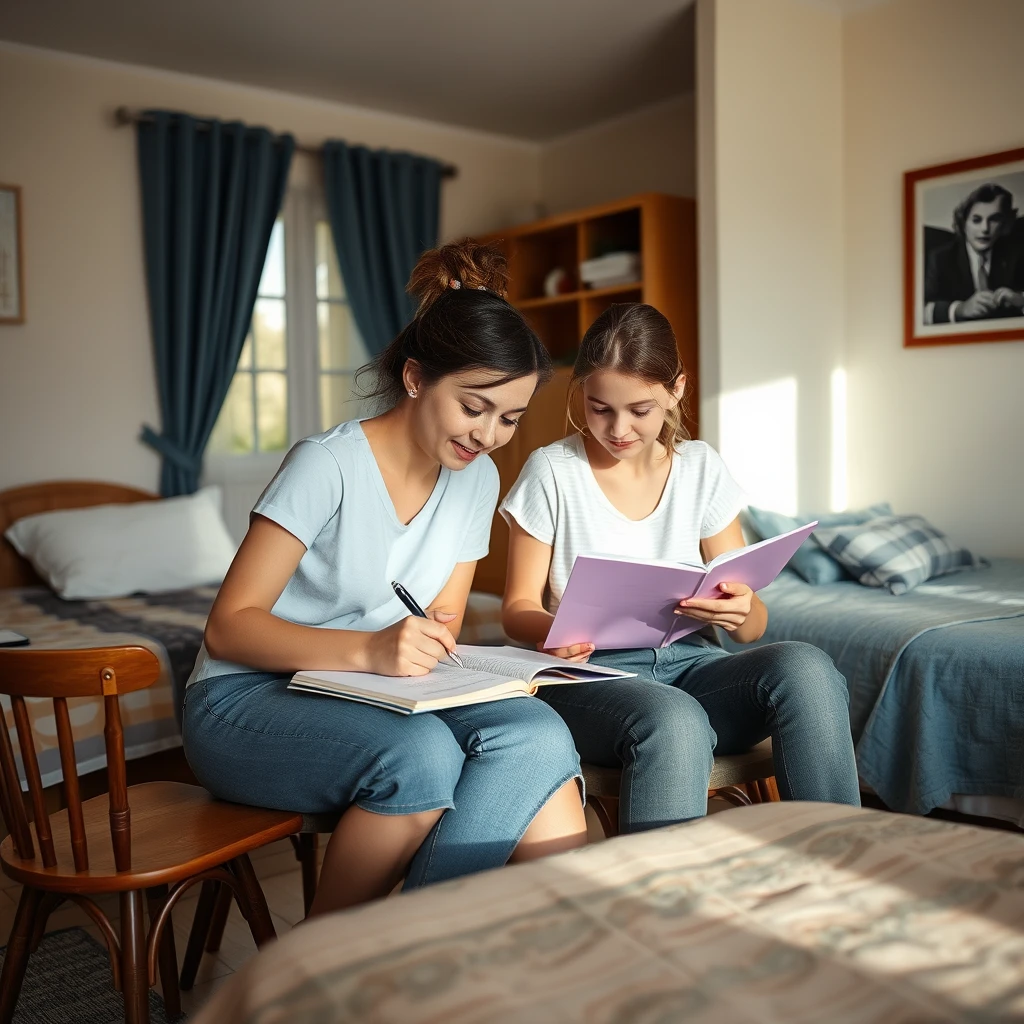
[193,801,1024,1023]
[725,559,1024,815]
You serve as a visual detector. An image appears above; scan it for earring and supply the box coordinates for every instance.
[408,389,417,398]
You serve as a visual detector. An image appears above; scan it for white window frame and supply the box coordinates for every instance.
[203,187,323,537]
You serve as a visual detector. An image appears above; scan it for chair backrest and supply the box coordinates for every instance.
[0,646,161,872]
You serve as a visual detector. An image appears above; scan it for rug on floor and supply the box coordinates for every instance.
[0,925,185,1022]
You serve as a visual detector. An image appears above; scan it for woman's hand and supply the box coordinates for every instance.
[537,641,595,664]
[676,582,753,632]
[366,615,457,676]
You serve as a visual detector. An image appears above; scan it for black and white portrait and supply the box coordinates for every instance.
[906,149,1024,346]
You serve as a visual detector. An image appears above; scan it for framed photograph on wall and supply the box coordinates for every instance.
[904,146,1024,347]
[0,184,25,324]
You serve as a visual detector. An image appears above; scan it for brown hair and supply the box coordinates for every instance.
[568,303,690,448]
[357,238,551,407]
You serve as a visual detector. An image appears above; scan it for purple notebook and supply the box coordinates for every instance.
[545,522,818,651]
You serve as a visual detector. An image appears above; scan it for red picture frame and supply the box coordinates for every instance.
[903,146,1024,348]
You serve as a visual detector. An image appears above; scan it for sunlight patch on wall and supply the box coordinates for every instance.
[719,377,798,515]
[830,366,848,512]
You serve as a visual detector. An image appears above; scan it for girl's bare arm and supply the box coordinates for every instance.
[502,519,593,662]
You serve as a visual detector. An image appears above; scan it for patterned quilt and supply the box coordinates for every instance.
[193,801,1024,1023]
[0,586,214,786]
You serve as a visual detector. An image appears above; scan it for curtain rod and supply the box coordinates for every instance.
[114,106,458,178]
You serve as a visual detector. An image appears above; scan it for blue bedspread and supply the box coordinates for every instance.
[723,559,1024,815]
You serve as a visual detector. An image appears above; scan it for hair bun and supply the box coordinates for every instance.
[408,238,510,315]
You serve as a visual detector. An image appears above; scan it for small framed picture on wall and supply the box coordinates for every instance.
[0,184,25,324]
[904,146,1024,347]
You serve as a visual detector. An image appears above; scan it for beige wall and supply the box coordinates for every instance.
[540,94,696,215]
[697,0,845,517]
[0,44,542,494]
[843,0,1024,557]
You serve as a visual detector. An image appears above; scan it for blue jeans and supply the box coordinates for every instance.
[182,673,581,888]
[540,636,860,833]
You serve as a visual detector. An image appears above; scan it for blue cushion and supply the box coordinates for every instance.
[813,514,984,595]
[743,503,893,584]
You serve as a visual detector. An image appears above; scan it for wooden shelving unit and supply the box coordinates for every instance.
[474,192,697,595]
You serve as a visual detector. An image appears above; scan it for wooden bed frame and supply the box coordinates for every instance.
[0,480,158,589]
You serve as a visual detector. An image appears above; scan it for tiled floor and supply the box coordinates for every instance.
[0,835,328,1017]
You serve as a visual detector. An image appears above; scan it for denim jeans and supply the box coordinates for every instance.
[182,673,581,888]
[540,636,860,833]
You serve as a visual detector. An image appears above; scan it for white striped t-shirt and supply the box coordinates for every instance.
[499,434,746,614]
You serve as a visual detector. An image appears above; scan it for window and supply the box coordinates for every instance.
[204,192,371,541]
[315,221,370,432]
[208,221,288,454]
[208,205,370,456]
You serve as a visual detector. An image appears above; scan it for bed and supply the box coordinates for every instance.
[0,479,510,788]
[724,560,1024,824]
[0,481,213,789]
[191,799,1024,1023]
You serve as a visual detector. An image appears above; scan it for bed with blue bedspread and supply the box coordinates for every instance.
[725,559,1024,819]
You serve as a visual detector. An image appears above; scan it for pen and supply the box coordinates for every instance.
[390,580,465,669]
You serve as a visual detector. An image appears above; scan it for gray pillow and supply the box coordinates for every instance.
[743,503,892,584]
[812,514,984,595]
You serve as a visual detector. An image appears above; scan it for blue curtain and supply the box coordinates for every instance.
[136,111,295,496]
[322,141,442,355]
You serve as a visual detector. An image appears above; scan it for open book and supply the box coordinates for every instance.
[288,645,636,714]
[545,521,818,651]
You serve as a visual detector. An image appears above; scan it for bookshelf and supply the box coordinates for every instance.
[473,192,697,595]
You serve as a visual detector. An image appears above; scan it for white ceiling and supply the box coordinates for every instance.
[0,0,697,140]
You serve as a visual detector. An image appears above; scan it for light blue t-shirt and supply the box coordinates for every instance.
[189,419,500,683]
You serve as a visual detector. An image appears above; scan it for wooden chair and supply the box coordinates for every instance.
[583,740,779,838]
[0,646,304,1024]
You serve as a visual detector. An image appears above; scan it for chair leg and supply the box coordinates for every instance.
[711,785,754,808]
[230,854,277,948]
[146,884,181,1020]
[589,796,619,838]
[29,891,64,953]
[744,782,762,804]
[293,833,319,917]
[0,886,44,1024]
[765,776,781,802]
[205,882,233,953]
[119,889,149,1024]
[179,879,219,992]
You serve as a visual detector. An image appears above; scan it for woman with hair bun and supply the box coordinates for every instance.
[183,239,587,913]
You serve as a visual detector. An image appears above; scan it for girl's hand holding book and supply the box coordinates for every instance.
[366,613,459,677]
[676,582,753,633]
[537,641,595,664]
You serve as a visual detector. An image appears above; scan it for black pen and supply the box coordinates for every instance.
[390,581,465,669]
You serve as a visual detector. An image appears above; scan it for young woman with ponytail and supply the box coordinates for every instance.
[183,240,587,913]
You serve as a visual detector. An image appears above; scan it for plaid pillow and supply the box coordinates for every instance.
[812,515,984,595]
[744,502,892,584]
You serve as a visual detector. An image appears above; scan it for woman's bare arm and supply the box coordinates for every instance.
[426,559,477,639]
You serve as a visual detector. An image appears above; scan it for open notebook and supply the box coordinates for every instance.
[288,645,635,714]
[546,522,818,651]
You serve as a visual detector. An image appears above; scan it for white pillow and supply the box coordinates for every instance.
[4,486,237,599]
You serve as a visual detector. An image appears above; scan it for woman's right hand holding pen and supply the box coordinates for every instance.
[366,612,458,677]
